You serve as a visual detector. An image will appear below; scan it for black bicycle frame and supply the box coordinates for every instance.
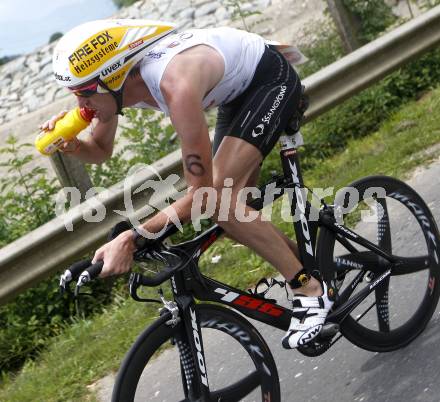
[135,132,404,398]
[159,132,399,325]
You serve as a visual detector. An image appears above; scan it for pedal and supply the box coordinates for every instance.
[320,323,339,339]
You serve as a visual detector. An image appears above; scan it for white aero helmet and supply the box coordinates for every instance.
[53,19,177,92]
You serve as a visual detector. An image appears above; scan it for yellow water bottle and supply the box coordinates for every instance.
[35,107,95,155]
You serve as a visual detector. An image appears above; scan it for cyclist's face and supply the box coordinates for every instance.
[75,93,116,122]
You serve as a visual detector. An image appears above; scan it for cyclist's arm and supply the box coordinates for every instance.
[139,54,220,235]
[69,115,118,164]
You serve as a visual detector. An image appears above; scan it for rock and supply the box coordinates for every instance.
[193,0,212,6]
[256,0,271,8]
[178,19,195,29]
[38,42,55,56]
[0,106,8,118]
[1,87,9,98]
[10,79,21,93]
[0,0,325,135]
[215,6,230,21]
[8,105,25,116]
[257,27,269,35]
[195,1,221,18]
[7,92,19,102]
[0,77,12,89]
[157,2,171,14]
[54,88,68,100]
[179,7,195,19]
[170,0,192,15]
[126,7,142,18]
[22,88,35,100]
[194,14,217,28]
[40,63,53,78]
[23,96,41,112]
[241,2,258,12]
[0,56,27,76]
[13,70,26,82]
[39,55,52,67]
[44,87,57,103]
[18,105,29,116]
[133,0,144,9]
[35,86,46,97]
[27,61,41,75]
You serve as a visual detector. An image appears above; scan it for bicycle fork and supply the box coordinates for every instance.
[165,277,212,400]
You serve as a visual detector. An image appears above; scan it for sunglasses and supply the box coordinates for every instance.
[69,81,99,97]
[69,79,111,97]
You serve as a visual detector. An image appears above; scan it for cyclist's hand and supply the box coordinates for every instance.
[92,230,136,278]
[39,110,68,131]
[59,138,81,153]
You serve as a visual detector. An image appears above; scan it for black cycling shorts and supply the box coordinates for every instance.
[213,45,302,158]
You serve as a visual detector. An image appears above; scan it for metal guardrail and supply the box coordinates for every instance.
[1,6,440,305]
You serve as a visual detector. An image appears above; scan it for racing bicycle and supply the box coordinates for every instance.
[60,90,440,401]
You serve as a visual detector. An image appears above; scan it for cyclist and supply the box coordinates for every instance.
[43,19,333,348]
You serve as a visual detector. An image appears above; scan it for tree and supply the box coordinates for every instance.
[326,0,396,54]
[112,0,138,8]
[326,0,362,53]
[0,55,19,66]
[49,32,63,44]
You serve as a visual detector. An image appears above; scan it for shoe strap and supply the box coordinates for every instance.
[292,295,324,309]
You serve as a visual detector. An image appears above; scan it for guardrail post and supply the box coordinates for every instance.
[50,152,93,198]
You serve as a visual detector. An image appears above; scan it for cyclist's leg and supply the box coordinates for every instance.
[217,162,301,260]
[212,45,332,348]
[212,136,302,282]
[246,166,300,258]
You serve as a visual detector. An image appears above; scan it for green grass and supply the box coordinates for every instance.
[306,90,440,189]
[2,87,440,401]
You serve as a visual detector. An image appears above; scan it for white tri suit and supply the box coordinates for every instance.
[134,27,302,158]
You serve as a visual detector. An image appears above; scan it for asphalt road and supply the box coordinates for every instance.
[97,156,440,402]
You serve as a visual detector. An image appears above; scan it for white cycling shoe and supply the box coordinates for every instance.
[282,281,333,349]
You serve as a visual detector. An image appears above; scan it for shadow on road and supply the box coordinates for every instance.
[353,315,440,402]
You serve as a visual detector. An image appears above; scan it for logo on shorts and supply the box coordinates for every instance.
[262,85,287,124]
[252,124,265,138]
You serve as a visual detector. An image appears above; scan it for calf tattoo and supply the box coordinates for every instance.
[185,154,205,176]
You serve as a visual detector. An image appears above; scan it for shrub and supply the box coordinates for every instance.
[111,0,139,8]
[0,137,114,374]
[296,20,345,78]
[299,46,440,171]
[419,0,440,9]
[0,109,178,375]
[48,32,63,44]
[88,108,178,188]
[261,14,440,180]
[0,137,59,246]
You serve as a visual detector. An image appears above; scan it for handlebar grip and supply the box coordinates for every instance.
[77,261,104,287]
[60,259,92,290]
[69,259,92,277]
[138,266,177,287]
